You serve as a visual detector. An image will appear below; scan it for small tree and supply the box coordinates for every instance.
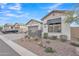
[65,11,78,24]
[65,4,79,24]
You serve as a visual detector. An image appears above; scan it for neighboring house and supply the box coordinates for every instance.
[71,27,79,41]
[3,23,14,31]
[3,23,20,31]
[20,25,28,33]
[3,23,27,33]
[26,19,43,38]
[13,23,20,30]
[41,10,71,40]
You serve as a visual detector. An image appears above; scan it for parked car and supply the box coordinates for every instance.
[1,30,18,34]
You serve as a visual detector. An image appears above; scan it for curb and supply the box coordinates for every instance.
[75,47,79,56]
[0,35,37,56]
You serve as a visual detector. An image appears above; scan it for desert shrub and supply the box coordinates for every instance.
[24,35,28,38]
[45,47,55,53]
[34,37,39,41]
[50,36,58,40]
[46,40,50,44]
[60,35,67,42]
[43,33,48,39]
[70,41,79,47]
[28,36,30,39]
[37,41,42,45]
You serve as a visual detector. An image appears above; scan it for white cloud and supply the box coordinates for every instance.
[0,17,7,19]
[0,3,28,18]
[0,3,7,9]
[0,12,29,25]
[5,10,11,13]
[5,13,16,17]
[0,3,21,11]
[0,10,11,15]
[48,3,63,12]
[0,17,10,25]
[0,12,3,13]
[49,3,63,9]
[40,3,63,12]
[17,11,23,13]
[9,3,21,11]
[5,12,29,18]
[17,13,29,17]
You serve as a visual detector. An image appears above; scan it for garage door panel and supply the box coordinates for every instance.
[28,26,42,38]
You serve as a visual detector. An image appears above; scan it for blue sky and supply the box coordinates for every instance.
[0,3,79,27]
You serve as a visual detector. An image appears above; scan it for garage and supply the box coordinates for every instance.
[26,19,42,38]
[28,26,42,38]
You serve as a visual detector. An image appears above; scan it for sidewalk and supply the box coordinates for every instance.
[0,39,19,56]
[0,35,37,56]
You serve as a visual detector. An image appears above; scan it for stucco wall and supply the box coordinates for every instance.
[61,16,71,40]
[42,12,71,40]
[43,12,65,24]
[19,26,27,32]
[26,20,42,30]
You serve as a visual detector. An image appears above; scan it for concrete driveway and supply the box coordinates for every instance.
[2,33,26,40]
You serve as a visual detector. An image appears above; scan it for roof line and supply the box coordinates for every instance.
[41,10,70,20]
[26,19,42,25]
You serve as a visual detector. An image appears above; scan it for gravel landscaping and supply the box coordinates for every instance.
[13,38,78,56]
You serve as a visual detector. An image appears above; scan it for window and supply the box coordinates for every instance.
[48,25,53,32]
[48,23,61,32]
[48,18,61,33]
[53,24,61,32]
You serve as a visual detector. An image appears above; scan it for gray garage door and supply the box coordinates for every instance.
[28,26,42,38]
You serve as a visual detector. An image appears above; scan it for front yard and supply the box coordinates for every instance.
[13,37,78,56]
